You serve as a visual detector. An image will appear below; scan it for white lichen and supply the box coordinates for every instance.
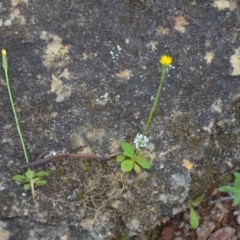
[96,93,109,105]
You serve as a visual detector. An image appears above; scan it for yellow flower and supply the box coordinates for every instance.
[159,55,172,67]
[2,49,8,71]
[2,49,6,56]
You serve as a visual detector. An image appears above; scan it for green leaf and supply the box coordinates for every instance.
[133,163,141,173]
[191,194,205,208]
[121,142,135,158]
[116,155,126,162]
[134,155,147,161]
[34,171,49,178]
[218,185,240,196]
[121,160,134,172]
[135,157,152,169]
[219,185,240,206]
[24,183,31,191]
[25,169,35,180]
[12,175,28,183]
[233,172,240,189]
[218,185,235,193]
[31,177,39,183]
[232,193,240,206]
[35,180,47,187]
[189,206,199,229]
[219,186,240,199]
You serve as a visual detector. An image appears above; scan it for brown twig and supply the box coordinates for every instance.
[19,152,119,169]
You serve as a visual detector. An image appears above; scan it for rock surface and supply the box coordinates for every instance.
[0,0,240,239]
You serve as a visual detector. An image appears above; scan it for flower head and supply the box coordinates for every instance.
[134,133,149,149]
[2,49,8,71]
[159,55,172,67]
[2,49,6,56]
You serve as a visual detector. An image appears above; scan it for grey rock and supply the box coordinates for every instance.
[0,0,240,239]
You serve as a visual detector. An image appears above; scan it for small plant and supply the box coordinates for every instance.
[117,55,172,173]
[218,171,240,206]
[12,169,49,198]
[189,194,205,229]
[116,142,151,173]
[2,49,49,196]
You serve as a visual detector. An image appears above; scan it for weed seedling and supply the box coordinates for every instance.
[12,169,49,198]
[116,142,151,173]
[2,49,49,197]
[117,55,172,173]
[188,194,205,229]
[218,171,240,206]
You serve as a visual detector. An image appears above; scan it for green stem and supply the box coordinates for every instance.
[138,66,168,149]
[2,53,29,163]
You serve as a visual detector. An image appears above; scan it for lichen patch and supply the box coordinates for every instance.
[41,32,70,68]
[204,51,214,64]
[50,73,72,102]
[81,52,89,60]
[0,221,10,240]
[4,8,26,26]
[116,69,133,80]
[205,40,211,47]
[69,126,107,153]
[203,120,214,133]
[11,0,20,7]
[155,26,170,36]
[212,0,237,10]
[211,98,223,113]
[174,16,187,33]
[232,89,240,101]
[43,36,62,67]
[182,159,194,171]
[96,93,109,106]
[230,47,240,76]
[146,41,158,52]
[59,68,70,79]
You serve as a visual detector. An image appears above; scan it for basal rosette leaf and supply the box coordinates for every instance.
[133,163,141,173]
[135,155,152,169]
[121,142,135,158]
[121,160,134,172]
[116,155,127,162]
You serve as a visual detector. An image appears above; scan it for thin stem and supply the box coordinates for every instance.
[19,152,119,169]
[138,66,168,149]
[2,51,29,163]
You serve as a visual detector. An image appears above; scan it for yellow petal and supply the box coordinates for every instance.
[159,55,172,67]
[2,49,7,56]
